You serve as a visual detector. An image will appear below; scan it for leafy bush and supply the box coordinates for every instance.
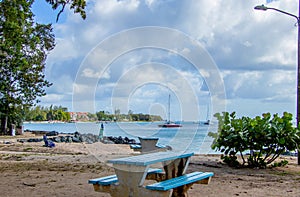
[209,112,300,168]
[271,160,289,167]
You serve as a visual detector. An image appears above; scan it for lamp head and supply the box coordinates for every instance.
[254,4,268,11]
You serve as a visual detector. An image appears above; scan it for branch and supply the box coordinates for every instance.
[56,2,66,22]
[267,146,283,164]
[238,149,246,166]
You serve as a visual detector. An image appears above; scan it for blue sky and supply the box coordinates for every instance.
[31,0,298,122]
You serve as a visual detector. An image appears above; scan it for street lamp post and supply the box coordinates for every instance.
[254,4,300,165]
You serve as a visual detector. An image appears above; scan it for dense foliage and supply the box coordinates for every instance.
[0,0,55,134]
[96,110,163,122]
[24,106,162,122]
[209,112,300,168]
[24,105,71,122]
[0,0,87,135]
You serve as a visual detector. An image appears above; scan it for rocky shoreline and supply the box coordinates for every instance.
[17,130,138,145]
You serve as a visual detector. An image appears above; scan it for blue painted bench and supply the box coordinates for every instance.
[130,144,142,151]
[155,143,168,149]
[89,168,164,186]
[89,174,118,186]
[146,171,214,192]
[130,144,168,150]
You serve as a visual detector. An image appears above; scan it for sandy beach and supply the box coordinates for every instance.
[0,134,299,197]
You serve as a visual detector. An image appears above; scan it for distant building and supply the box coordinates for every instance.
[69,112,89,122]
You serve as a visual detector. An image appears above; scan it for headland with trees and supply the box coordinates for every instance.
[24,105,163,123]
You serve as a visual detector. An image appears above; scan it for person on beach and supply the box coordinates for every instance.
[43,135,55,148]
[99,123,104,140]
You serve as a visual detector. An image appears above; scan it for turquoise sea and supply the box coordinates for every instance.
[23,121,217,154]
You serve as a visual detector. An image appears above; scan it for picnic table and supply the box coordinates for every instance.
[130,137,171,153]
[138,137,159,152]
[89,151,213,197]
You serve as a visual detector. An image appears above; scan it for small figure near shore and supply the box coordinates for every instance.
[99,123,104,141]
[43,135,55,148]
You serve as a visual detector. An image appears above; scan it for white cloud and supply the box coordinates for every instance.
[40,94,65,103]
[94,0,140,15]
[256,37,296,66]
[81,68,102,78]
[48,37,79,60]
[34,0,299,119]
[223,69,295,102]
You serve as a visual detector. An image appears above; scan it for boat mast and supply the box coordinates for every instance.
[206,104,209,121]
[168,94,171,123]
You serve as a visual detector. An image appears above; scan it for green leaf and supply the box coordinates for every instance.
[0,0,55,132]
[279,138,285,145]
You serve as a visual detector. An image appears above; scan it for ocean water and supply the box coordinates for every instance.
[23,121,217,154]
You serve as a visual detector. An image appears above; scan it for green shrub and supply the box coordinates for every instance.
[209,112,300,168]
[221,154,240,167]
[271,159,289,167]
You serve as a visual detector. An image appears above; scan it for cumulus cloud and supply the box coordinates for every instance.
[31,0,299,119]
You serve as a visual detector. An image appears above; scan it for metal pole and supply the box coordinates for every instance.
[168,94,171,123]
[297,0,300,165]
[255,3,300,164]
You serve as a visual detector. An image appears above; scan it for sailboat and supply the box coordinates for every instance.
[203,119,210,125]
[203,104,210,125]
[158,94,182,128]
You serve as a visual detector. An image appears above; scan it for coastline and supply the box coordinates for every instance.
[0,135,299,197]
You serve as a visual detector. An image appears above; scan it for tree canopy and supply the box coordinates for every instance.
[0,0,87,135]
[25,105,71,122]
[0,0,56,134]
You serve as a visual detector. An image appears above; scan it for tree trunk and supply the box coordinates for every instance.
[0,115,8,135]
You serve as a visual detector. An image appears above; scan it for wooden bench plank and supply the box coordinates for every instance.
[146,171,213,191]
[88,168,164,186]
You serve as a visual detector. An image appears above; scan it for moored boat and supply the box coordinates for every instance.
[159,122,182,128]
[158,94,182,128]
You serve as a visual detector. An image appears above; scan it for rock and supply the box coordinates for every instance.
[105,136,136,144]
[65,136,73,143]
[60,136,66,142]
[102,139,114,144]
[17,139,27,143]
[71,136,81,143]
[46,131,58,136]
[28,138,43,142]
[17,131,136,145]
[52,137,61,143]
[74,131,80,138]
[29,130,48,135]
